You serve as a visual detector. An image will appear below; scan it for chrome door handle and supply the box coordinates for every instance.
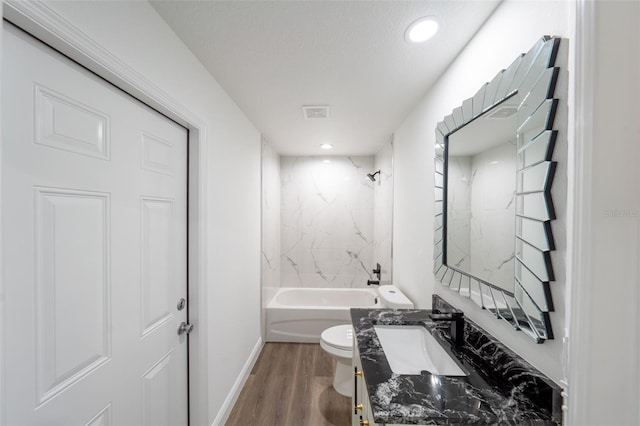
[178,322,194,335]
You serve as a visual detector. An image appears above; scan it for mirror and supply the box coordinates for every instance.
[434,36,560,342]
[445,93,518,292]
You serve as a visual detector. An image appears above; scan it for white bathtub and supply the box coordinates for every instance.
[265,287,380,343]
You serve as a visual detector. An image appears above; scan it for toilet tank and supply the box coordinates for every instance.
[377,285,414,309]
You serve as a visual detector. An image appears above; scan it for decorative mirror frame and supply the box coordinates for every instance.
[433,36,561,342]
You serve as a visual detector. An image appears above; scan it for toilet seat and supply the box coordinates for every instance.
[320,325,353,351]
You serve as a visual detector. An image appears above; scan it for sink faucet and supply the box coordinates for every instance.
[429,309,465,346]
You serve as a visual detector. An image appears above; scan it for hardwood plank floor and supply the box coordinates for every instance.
[226,343,351,426]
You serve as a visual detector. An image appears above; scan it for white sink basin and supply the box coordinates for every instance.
[373,325,468,376]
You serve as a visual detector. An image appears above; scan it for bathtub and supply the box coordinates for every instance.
[265,287,380,343]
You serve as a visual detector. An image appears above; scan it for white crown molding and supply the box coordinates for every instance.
[3,0,205,130]
[2,1,210,424]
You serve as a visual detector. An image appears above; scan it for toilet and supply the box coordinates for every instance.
[320,285,414,396]
[320,324,354,396]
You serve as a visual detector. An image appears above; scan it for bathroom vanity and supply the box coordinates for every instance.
[350,297,562,425]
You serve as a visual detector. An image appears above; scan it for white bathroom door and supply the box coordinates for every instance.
[2,24,189,425]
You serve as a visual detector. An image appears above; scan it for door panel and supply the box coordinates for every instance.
[86,404,112,426]
[141,133,175,176]
[141,197,177,336]
[2,23,188,425]
[35,188,111,405]
[35,84,111,160]
[142,350,183,426]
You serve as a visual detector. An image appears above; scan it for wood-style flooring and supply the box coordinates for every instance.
[225,343,351,426]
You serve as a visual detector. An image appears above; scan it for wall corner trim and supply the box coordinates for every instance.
[565,0,596,423]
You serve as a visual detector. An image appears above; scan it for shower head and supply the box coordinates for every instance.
[367,170,381,182]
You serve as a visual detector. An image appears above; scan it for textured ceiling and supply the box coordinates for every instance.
[150,1,501,155]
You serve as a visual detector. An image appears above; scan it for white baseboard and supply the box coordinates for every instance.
[211,337,263,426]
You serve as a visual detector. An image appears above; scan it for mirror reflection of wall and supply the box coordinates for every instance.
[446,106,517,291]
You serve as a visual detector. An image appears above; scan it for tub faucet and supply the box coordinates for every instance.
[367,279,380,286]
[372,263,381,280]
[429,309,465,346]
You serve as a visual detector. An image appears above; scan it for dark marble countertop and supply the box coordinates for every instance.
[350,308,561,425]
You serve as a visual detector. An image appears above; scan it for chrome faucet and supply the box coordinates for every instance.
[429,309,465,346]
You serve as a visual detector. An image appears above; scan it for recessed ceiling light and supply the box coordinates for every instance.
[323,159,331,164]
[405,17,439,43]
[320,143,333,150]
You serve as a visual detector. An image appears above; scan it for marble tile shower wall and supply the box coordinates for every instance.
[447,140,516,290]
[470,142,516,290]
[261,139,281,297]
[280,156,375,288]
[445,155,472,271]
[373,141,393,284]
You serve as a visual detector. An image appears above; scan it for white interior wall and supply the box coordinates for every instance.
[0,18,4,422]
[393,0,573,385]
[567,1,640,424]
[28,2,263,424]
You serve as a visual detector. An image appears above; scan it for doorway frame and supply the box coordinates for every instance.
[0,1,210,424]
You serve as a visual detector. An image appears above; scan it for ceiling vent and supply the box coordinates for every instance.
[302,105,330,119]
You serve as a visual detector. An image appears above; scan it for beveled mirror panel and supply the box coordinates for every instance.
[434,36,560,342]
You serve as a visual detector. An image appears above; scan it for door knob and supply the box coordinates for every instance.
[178,322,194,335]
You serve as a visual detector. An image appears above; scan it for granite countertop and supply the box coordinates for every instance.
[350,308,561,425]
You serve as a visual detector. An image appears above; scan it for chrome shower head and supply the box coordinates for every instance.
[367,170,381,182]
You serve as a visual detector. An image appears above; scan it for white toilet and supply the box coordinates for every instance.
[320,285,414,396]
[320,324,354,396]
